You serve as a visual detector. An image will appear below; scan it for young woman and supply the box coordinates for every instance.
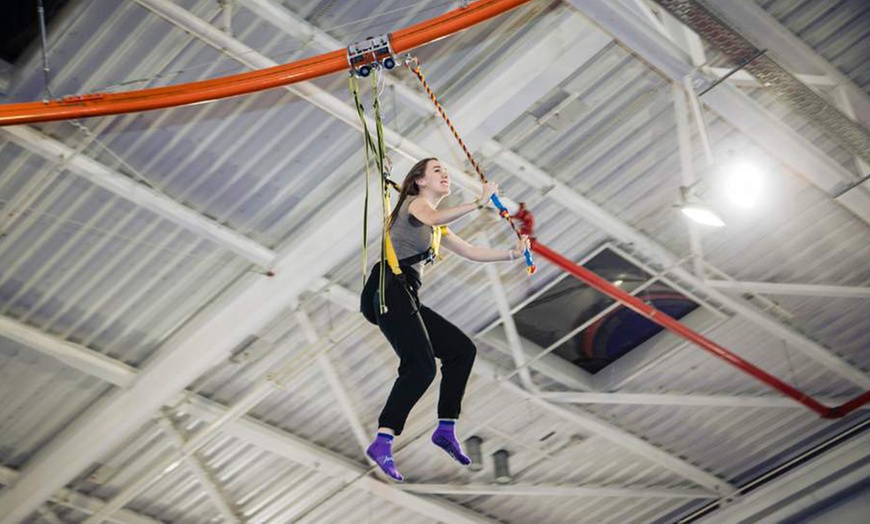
[360,157,529,482]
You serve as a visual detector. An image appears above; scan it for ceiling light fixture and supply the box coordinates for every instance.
[724,160,764,209]
[681,203,726,227]
[679,186,726,227]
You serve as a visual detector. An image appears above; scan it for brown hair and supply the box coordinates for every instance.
[388,157,436,228]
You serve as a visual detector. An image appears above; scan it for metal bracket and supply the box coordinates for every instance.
[347,33,396,77]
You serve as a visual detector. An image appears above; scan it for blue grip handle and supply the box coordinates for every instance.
[490,193,507,212]
[490,194,537,274]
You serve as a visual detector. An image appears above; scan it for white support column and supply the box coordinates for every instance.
[628,0,673,39]
[705,280,870,299]
[0,126,277,268]
[400,483,717,498]
[309,278,360,314]
[482,235,537,392]
[0,316,136,388]
[673,82,706,278]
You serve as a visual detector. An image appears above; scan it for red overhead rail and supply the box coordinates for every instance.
[0,0,533,126]
[512,207,870,419]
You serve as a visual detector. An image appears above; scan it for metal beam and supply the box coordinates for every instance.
[563,0,870,228]
[4,310,497,524]
[316,280,734,494]
[698,0,870,129]
[36,508,64,524]
[0,315,136,388]
[673,82,706,278]
[129,0,485,205]
[492,374,732,494]
[400,483,717,498]
[592,307,727,391]
[699,429,870,524]
[482,235,537,392]
[705,68,837,89]
[478,328,597,391]
[706,280,870,299]
[0,466,160,524]
[10,295,734,499]
[296,310,371,453]
[0,126,277,268]
[0,2,600,515]
[0,180,368,522]
[238,0,612,154]
[182,397,498,524]
[538,392,868,410]
[480,137,870,390]
[159,419,241,524]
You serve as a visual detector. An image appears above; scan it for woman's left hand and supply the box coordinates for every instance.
[513,234,530,258]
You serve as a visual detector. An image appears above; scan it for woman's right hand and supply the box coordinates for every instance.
[479,181,498,205]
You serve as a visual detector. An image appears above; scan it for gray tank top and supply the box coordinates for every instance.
[390,197,433,272]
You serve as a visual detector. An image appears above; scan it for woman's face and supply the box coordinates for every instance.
[418,159,450,196]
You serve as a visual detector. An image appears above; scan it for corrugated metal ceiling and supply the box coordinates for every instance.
[1,0,869,522]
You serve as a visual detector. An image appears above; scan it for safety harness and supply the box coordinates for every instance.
[350,70,447,314]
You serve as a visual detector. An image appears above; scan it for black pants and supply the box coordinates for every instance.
[361,264,477,436]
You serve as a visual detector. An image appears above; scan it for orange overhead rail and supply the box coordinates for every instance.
[0,0,533,126]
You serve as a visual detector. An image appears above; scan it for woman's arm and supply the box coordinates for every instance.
[408,181,498,226]
[440,228,529,263]
[408,198,480,227]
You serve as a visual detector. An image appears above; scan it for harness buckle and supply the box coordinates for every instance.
[422,248,437,266]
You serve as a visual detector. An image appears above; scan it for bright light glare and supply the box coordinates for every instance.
[724,161,764,208]
[681,205,726,227]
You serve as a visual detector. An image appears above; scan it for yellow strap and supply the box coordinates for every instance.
[431,225,448,259]
[384,191,402,275]
[385,223,448,275]
[384,234,402,275]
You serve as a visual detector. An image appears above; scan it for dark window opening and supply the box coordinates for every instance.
[1,0,71,64]
[513,247,698,374]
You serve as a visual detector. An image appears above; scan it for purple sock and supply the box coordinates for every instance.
[431,420,471,466]
[366,432,403,482]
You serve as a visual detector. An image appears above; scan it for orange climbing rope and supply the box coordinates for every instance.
[406,58,536,273]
